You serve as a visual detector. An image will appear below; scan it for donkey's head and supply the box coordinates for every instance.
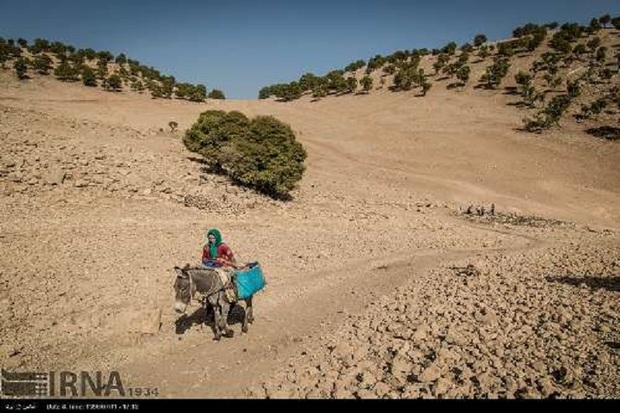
[173,266,194,314]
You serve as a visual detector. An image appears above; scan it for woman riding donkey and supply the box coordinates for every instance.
[202,228,242,270]
[173,228,263,340]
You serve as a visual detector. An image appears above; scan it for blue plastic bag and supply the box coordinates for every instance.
[234,262,266,300]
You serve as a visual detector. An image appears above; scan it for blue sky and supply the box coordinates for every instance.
[1,0,618,99]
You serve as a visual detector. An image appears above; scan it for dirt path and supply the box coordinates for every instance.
[118,220,545,397]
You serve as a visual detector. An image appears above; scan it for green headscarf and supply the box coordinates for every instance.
[204,228,223,260]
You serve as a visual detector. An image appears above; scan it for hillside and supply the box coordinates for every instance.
[0,27,619,399]
[260,19,620,140]
[0,37,225,101]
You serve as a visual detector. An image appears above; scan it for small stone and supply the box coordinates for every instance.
[418,364,441,383]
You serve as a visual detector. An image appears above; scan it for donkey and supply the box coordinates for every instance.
[173,265,254,340]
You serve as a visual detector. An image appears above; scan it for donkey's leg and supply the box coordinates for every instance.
[208,294,222,341]
[246,296,254,324]
[219,293,234,338]
[241,297,253,333]
[241,299,249,334]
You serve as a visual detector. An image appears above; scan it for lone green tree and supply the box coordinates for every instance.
[183,111,306,198]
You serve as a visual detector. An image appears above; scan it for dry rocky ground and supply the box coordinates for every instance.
[0,65,618,399]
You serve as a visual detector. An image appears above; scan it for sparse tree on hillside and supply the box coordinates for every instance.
[587,37,601,52]
[596,46,608,63]
[29,38,49,54]
[96,59,108,79]
[543,73,563,90]
[474,34,487,47]
[298,73,320,92]
[33,54,53,75]
[174,83,192,99]
[460,43,474,54]
[394,69,414,90]
[344,59,365,72]
[14,58,28,80]
[258,86,272,100]
[366,55,385,74]
[103,74,122,91]
[115,53,127,65]
[383,64,396,75]
[442,42,458,56]
[478,45,491,60]
[150,83,164,99]
[456,65,471,87]
[49,41,68,57]
[599,14,611,28]
[612,17,620,30]
[433,54,450,75]
[54,61,80,81]
[516,72,544,108]
[83,48,97,61]
[208,89,226,99]
[588,18,602,33]
[421,82,432,96]
[97,51,114,62]
[82,67,97,86]
[572,43,587,59]
[360,75,373,93]
[567,80,581,98]
[189,84,207,102]
[480,58,511,89]
[130,79,145,92]
[345,77,357,94]
[523,94,572,132]
[546,22,559,29]
[312,84,327,99]
[17,38,27,48]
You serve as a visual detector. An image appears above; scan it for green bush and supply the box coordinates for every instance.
[33,54,53,75]
[82,67,97,86]
[360,75,373,93]
[103,74,122,91]
[480,58,511,88]
[523,94,572,132]
[183,111,306,198]
[54,61,80,81]
[208,89,226,99]
[474,34,487,47]
[14,58,28,79]
[456,65,471,85]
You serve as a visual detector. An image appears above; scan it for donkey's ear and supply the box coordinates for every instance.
[174,267,186,278]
